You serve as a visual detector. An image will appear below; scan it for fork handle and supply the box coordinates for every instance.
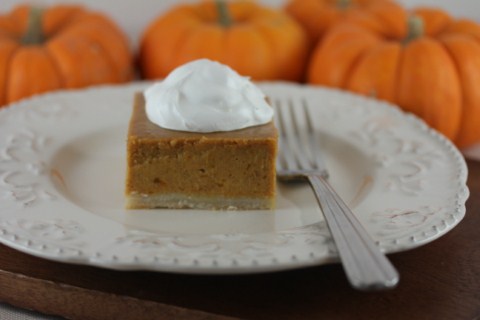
[307,174,399,290]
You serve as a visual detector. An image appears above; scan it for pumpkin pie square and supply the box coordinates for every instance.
[125,93,278,210]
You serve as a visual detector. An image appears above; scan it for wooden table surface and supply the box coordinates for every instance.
[0,160,479,320]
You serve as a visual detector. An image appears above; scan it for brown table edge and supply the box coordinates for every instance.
[0,269,237,320]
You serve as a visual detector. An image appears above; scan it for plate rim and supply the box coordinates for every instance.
[0,81,469,274]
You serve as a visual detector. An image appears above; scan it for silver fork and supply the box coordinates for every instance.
[274,97,399,291]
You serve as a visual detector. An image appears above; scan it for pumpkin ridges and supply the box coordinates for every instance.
[54,25,117,81]
[0,33,14,42]
[154,20,202,78]
[396,38,462,140]
[6,46,63,103]
[412,7,452,36]
[308,25,379,86]
[253,11,309,81]
[347,41,401,102]
[334,10,385,36]
[46,13,119,87]
[173,25,225,68]
[5,6,30,38]
[363,1,407,39]
[285,0,339,42]
[224,26,274,79]
[244,23,281,79]
[251,24,281,79]
[285,0,391,43]
[0,16,18,39]
[256,5,309,80]
[140,7,202,79]
[442,19,480,43]
[46,34,118,88]
[55,14,133,82]
[42,5,85,37]
[441,34,480,147]
[0,40,19,105]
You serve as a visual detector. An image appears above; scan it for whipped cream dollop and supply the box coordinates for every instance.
[144,59,273,132]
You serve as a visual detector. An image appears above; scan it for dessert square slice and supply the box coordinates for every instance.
[125,93,278,210]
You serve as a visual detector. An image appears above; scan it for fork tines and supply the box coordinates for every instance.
[274,98,328,179]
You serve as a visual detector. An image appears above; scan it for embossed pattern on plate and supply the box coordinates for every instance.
[0,82,469,274]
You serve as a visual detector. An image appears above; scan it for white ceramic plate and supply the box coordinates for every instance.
[0,82,469,274]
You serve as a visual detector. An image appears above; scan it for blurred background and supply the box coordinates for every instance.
[2,0,480,156]
[2,0,479,47]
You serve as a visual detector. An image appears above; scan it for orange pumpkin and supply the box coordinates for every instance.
[285,0,390,43]
[140,0,309,82]
[308,1,480,148]
[0,5,133,106]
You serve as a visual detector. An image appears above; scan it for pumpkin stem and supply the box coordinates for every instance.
[337,0,352,10]
[22,7,44,45]
[403,15,424,45]
[215,0,232,27]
